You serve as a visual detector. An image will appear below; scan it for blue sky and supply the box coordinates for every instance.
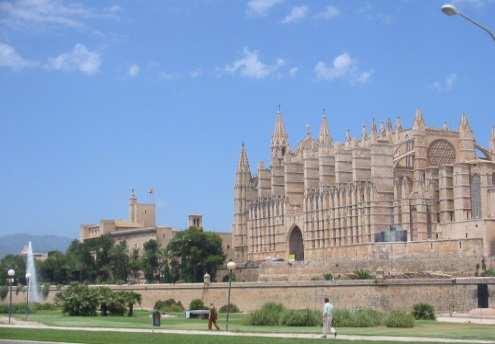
[1,0,494,238]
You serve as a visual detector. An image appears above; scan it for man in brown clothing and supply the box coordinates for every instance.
[208,303,220,330]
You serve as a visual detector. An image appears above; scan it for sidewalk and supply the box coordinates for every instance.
[437,316,495,325]
[0,324,494,344]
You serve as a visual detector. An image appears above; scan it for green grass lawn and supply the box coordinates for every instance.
[0,328,449,344]
[12,310,495,341]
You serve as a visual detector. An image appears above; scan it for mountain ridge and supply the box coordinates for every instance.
[0,233,74,257]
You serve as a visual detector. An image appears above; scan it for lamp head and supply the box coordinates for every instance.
[7,269,15,277]
[226,261,236,272]
[441,4,459,16]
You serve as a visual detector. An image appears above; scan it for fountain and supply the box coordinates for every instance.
[25,241,41,303]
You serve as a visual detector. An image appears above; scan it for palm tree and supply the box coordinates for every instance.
[122,291,142,317]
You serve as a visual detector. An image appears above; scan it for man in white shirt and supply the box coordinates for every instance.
[322,297,336,338]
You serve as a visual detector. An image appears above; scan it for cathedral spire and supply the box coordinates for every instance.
[412,108,426,130]
[272,109,288,147]
[345,129,352,145]
[459,113,474,138]
[395,117,403,132]
[237,142,251,173]
[361,124,368,141]
[318,110,332,146]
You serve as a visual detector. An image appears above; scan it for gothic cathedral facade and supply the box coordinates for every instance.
[232,110,495,266]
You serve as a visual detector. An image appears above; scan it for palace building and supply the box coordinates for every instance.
[80,191,232,258]
[232,109,495,275]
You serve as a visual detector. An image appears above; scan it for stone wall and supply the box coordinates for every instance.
[247,238,487,279]
[4,278,494,314]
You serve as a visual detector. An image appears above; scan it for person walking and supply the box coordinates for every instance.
[208,303,220,330]
[321,297,336,338]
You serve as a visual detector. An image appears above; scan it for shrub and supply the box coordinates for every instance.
[385,310,415,328]
[107,292,127,316]
[352,308,383,327]
[0,286,8,301]
[189,299,206,310]
[354,270,372,279]
[0,303,31,314]
[247,303,286,326]
[333,309,354,327]
[323,273,333,281]
[219,304,240,313]
[56,283,99,316]
[95,287,114,316]
[32,303,60,312]
[280,309,321,326]
[333,308,383,327]
[413,303,436,320]
[483,268,495,277]
[154,299,184,313]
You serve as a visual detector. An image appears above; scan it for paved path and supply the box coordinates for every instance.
[0,324,494,344]
[437,317,495,325]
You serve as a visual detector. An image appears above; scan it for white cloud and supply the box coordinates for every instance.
[315,5,340,20]
[282,5,308,24]
[189,68,203,78]
[354,70,374,85]
[46,43,101,75]
[247,0,284,16]
[0,0,119,30]
[314,52,373,85]
[225,47,285,79]
[128,64,140,78]
[0,41,35,69]
[431,73,457,93]
[289,66,298,77]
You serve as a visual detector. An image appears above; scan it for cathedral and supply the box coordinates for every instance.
[232,109,495,273]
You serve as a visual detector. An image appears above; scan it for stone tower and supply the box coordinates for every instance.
[233,143,256,260]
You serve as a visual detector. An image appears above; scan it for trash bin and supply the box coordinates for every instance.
[152,310,161,327]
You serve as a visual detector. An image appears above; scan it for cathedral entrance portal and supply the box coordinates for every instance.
[289,226,304,261]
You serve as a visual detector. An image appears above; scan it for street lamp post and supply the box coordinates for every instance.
[7,269,15,325]
[225,261,236,331]
[25,272,31,320]
[441,4,495,42]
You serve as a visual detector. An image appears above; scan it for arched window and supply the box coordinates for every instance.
[471,174,482,219]
[492,172,495,185]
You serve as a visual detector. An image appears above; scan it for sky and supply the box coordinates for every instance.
[1,0,495,238]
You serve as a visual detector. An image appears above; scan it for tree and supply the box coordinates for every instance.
[142,240,160,283]
[39,251,70,284]
[170,258,181,283]
[166,227,225,282]
[65,239,97,283]
[109,242,129,283]
[121,291,141,316]
[128,248,142,282]
[0,254,27,286]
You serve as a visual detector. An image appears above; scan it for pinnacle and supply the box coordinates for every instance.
[272,111,288,147]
